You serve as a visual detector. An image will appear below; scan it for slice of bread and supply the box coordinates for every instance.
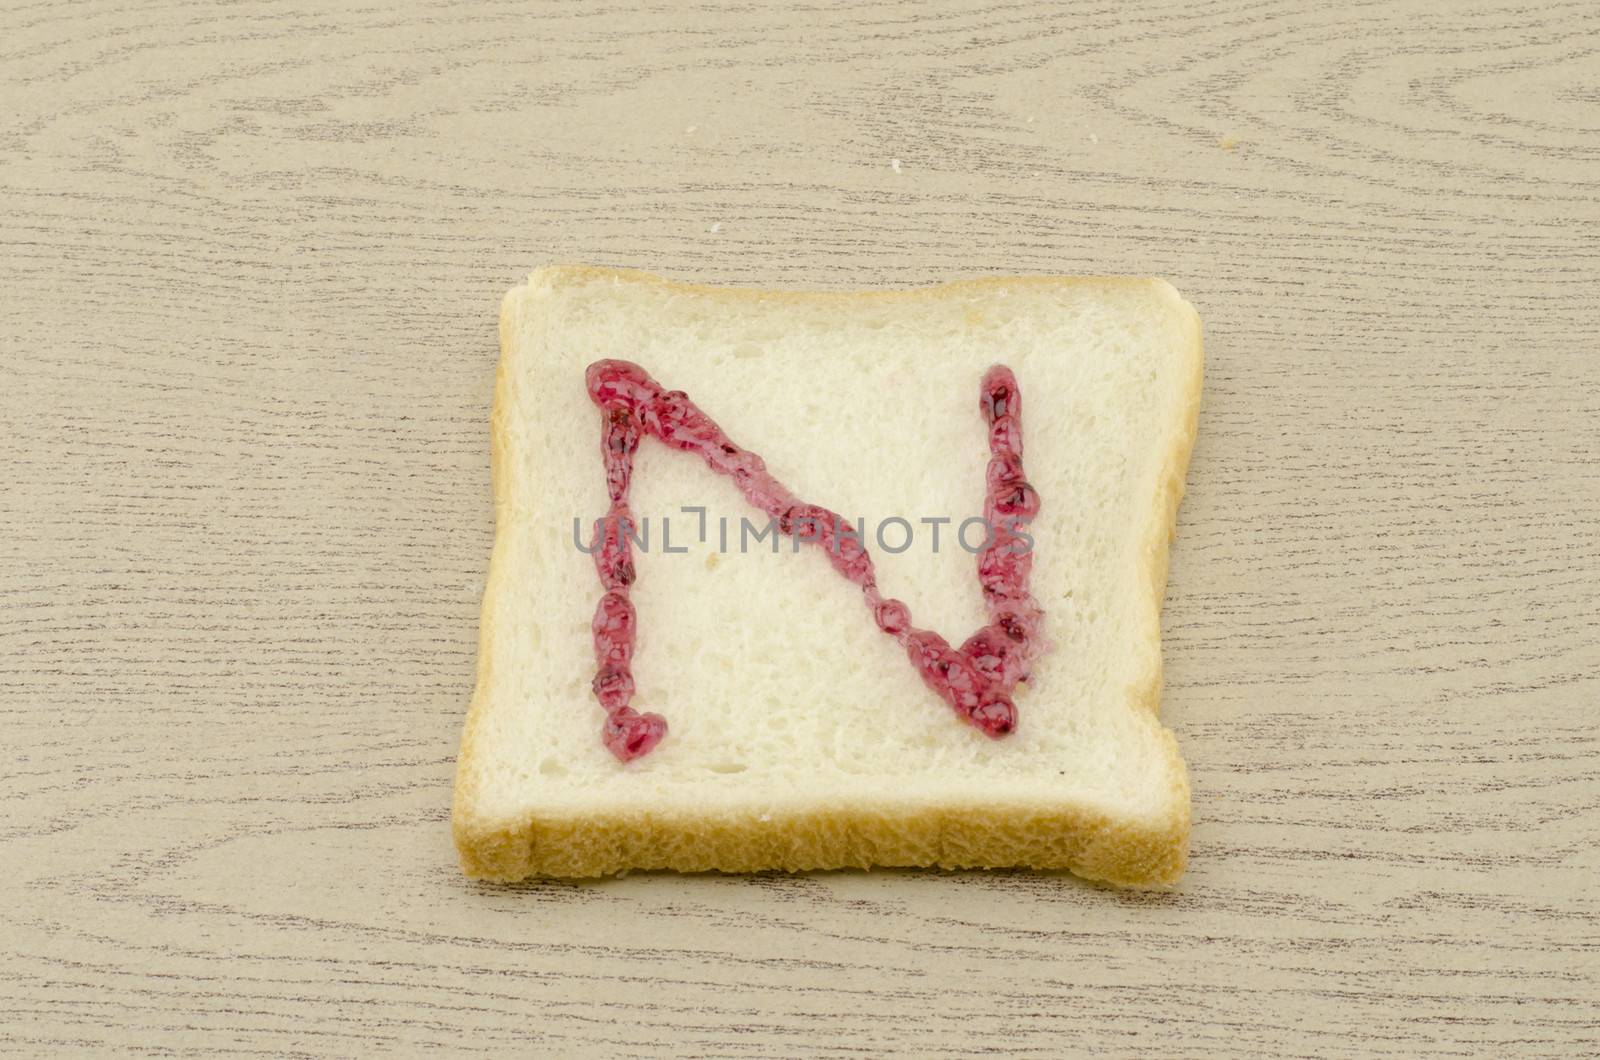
[453,266,1203,887]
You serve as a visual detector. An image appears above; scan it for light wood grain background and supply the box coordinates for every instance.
[4,0,1598,1055]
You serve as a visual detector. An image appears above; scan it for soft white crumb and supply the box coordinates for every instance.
[709,222,722,233]
[891,158,902,172]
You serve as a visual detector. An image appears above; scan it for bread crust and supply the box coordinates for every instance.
[452,267,1203,888]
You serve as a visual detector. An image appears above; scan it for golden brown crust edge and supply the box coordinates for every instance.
[451,266,1204,888]
[457,800,1187,887]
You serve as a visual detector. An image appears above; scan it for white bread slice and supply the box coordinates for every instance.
[453,266,1203,887]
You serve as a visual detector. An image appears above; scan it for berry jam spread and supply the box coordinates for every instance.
[584,359,1047,762]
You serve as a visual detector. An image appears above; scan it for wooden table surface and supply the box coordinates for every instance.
[4,1,1598,1055]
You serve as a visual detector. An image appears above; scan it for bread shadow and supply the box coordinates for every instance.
[470,865,1186,905]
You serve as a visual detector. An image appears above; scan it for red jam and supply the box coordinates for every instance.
[584,360,1047,761]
